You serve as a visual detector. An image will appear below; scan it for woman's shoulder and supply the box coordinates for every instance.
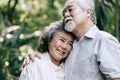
[19,54,45,80]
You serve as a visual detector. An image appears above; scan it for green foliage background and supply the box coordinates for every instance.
[0,0,120,80]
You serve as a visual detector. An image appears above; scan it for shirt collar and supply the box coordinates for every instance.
[84,25,99,39]
[46,52,64,71]
[52,62,64,71]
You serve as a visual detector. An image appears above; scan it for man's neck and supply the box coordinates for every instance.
[72,21,94,40]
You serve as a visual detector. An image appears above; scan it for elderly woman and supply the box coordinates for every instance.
[19,21,75,80]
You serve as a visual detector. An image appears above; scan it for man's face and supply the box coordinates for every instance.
[62,0,88,32]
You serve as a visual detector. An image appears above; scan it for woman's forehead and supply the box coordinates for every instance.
[54,31,65,36]
[55,31,73,38]
[54,31,68,37]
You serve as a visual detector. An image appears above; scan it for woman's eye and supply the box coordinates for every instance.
[60,39,64,42]
[68,42,73,47]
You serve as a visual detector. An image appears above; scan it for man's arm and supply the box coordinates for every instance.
[21,52,41,68]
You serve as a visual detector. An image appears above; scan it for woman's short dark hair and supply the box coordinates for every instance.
[38,20,74,53]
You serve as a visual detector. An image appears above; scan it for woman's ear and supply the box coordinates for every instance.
[48,39,51,45]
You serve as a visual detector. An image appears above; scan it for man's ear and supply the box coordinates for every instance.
[86,9,92,17]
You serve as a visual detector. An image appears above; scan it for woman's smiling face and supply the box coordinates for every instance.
[48,31,74,66]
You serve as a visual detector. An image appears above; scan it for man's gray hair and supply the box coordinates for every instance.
[76,0,97,24]
[66,0,97,24]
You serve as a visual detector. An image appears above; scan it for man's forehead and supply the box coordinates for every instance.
[65,0,75,8]
[66,0,75,4]
[64,0,76,9]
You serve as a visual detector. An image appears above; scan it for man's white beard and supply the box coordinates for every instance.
[65,21,76,32]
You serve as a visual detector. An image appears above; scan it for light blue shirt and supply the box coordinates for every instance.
[65,25,120,80]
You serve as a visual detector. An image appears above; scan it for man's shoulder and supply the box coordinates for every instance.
[98,31,119,45]
[99,31,117,39]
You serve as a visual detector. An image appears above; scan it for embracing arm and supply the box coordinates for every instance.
[21,51,41,68]
[20,58,42,80]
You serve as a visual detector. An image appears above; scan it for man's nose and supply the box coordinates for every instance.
[64,10,70,18]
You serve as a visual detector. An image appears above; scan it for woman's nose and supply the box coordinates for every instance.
[61,43,67,50]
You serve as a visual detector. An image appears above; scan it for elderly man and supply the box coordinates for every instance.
[62,0,120,80]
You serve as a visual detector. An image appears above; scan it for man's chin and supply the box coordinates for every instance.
[65,26,73,32]
[65,22,76,32]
